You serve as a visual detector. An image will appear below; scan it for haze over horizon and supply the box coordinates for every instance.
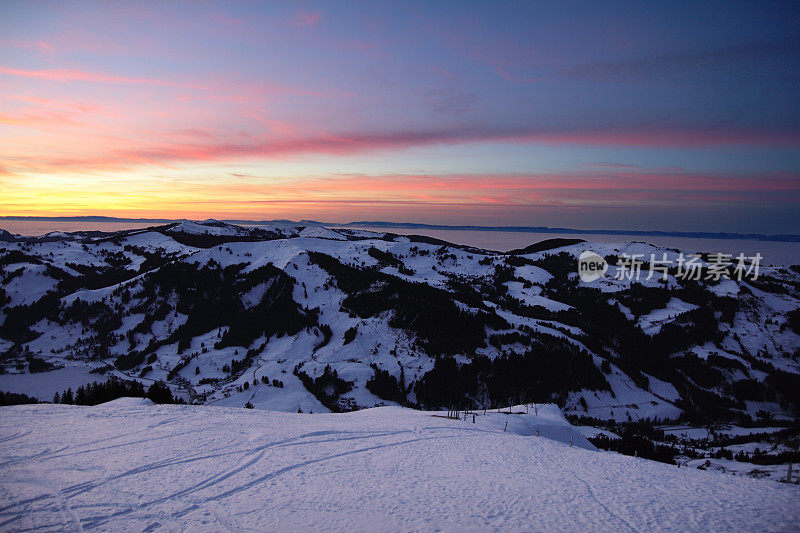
[2,1,799,233]
[4,214,800,239]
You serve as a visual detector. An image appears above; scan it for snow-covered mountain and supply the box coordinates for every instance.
[1,401,797,532]
[1,219,798,426]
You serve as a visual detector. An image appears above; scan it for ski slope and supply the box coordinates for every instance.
[1,403,797,532]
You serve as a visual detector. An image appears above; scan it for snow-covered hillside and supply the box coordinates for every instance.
[1,402,797,532]
[1,220,799,428]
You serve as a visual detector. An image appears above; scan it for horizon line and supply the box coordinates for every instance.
[1,215,799,243]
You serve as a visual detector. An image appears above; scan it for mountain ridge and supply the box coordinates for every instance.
[1,220,797,423]
[2,216,799,242]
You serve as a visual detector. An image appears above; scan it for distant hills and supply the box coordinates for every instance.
[1,215,799,242]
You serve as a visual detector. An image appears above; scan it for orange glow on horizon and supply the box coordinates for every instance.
[2,169,797,221]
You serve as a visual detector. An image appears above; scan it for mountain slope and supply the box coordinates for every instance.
[0,402,797,532]
[1,220,799,426]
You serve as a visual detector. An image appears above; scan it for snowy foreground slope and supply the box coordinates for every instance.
[1,403,797,532]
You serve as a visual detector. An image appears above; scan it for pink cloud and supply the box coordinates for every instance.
[1,66,341,106]
[145,170,799,215]
[291,10,321,28]
[1,39,55,54]
[97,127,800,166]
[0,66,209,90]
[6,123,800,178]
[581,162,642,169]
[492,64,540,84]
[211,12,246,28]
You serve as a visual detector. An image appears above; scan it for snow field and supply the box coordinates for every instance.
[0,403,797,532]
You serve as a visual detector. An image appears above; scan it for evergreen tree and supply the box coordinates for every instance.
[146,381,175,404]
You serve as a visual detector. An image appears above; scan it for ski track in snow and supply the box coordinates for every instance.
[1,404,798,532]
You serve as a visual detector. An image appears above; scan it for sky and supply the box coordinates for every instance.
[1,1,799,233]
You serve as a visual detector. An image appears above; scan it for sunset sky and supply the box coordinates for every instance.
[2,1,799,232]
